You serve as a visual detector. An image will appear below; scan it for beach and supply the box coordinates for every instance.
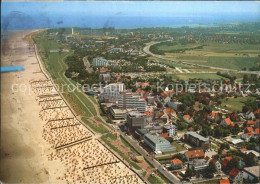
[1,30,61,182]
[1,30,143,183]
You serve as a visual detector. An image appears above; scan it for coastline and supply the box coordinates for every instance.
[1,30,144,183]
[0,30,64,183]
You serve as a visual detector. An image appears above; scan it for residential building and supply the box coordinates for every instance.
[110,106,127,119]
[207,111,216,120]
[93,57,109,67]
[144,134,176,154]
[99,83,125,103]
[134,129,150,140]
[171,158,183,170]
[99,73,111,82]
[209,158,222,172]
[242,150,260,160]
[183,114,194,123]
[245,111,255,120]
[109,48,123,53]
[126,110,147,132]
[146,96,155,105]
[240,131,259,142]
[99,67,109,73]
[188,159,208,177]
[184,131,210,150]
[245,120,256,127]
[163,124,177,137]
[136,82,150,88]
[222,156,233,170]
[185,149,205,161]
[219,178,230,184]
[143,125,163,134]
[118,92,146,113]
[167,101,182,111]
[220,118,235,127]
[164,108,177,119]
[243,166,260,181]
[229,168,243,184]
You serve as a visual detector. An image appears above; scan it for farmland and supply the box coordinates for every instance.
[153,42,260,70]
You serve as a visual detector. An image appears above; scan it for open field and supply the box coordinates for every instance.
[220,96,256,112]
[174,73,225,80]
[171,142,186,152]
[148,171,172,184]
[155,42,260,70]
[101,133,141,170]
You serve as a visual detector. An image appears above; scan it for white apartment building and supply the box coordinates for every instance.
[118,92,146,113]
[99,83,125,102]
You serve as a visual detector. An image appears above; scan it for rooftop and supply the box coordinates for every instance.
[128,110,145,117]
[145,134,170,144]
[219,178,230,184]
[171,158,182,164]
[186,149,205,159]
[185,131,209,142]
[243,166,260,178]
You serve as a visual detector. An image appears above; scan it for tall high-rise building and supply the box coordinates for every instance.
[93,57,109,67]
[99,83,125,103]
[118,92,146,113]
[72,28,74,35]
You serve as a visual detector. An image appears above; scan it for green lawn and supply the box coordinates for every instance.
[81,117,109,134]
[149,56,192,69]
[148,171,172,184]
[171,142,186,152]
[158,43,201,52]
[153,41,260,70]
[175,73,225,80]
[101,133,141,170]
[220,96,256,112]
[34,32,97,118]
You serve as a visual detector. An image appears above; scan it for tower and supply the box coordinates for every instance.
[72,28,74,35]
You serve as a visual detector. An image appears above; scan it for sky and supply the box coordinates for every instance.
[1,1,260,29]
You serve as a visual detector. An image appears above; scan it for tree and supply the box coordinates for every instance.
[204,162,217,178]
[214,127,223,138]
[172,153,185,162]
[178,121,188,130]
[185,168,193,178]
[201,128,209,137]
[226,158,239,172]
[203,105,212,114]
[220,143,230,150]
[243,74,248,84]
[244,153,256,167]
[157,102,163,109]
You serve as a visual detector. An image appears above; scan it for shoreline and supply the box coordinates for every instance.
[1,30,62,183]
[1,30,144,183]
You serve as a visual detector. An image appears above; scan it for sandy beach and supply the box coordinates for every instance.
[1,30,143,183]
[1,30,63,182]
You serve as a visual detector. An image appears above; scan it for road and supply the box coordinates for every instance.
[119,130,182,184]
[143,41,260,75]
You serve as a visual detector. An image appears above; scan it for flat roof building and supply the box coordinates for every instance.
[144,134,175,154]
[93,57,109,67]
[110,106,127,120]
[184,131,210,150]
[118,92,146,113]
